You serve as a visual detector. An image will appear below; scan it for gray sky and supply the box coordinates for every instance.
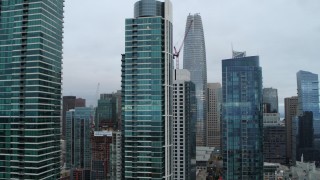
[63,0,320,115]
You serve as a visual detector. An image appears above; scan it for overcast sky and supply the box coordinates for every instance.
[63,0,320,115]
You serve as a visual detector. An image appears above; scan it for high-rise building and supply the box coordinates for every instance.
[285,96,298,165]
[173,69,196,180]
[207,83,222,148]
[297,71,320,150]
[65,107,93,172]
[296,111,319,162]
[91,130,122,180]
[95,93,119,130]
[110,131,122,180]
[0,1,64,179]
[222,53,263,179]
[183,13,207,146]
[263,88,279,113]
[263,123,286,165]
[62,96,86,139]
[122,0,173,179]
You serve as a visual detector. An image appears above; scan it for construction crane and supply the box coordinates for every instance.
[173,19,194,69]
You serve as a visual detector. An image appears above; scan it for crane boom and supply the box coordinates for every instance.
[173,19,194,69]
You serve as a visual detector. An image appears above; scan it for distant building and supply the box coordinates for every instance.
[173,69,196,180]
[62,96,86,139]
[110,131,122,180]
[91,130,122,180]
[296,111,320,162]
[183,13,207,146]
[207,83,222,148]
[66,107,93,171]
[263,123,287,164]
[263,88,279,113]
[95,93,119,130]
[263,113,280,125]
[285,96,298,165]
[297,70,320,155]
[222,53,263,179]
[196,147,220,171]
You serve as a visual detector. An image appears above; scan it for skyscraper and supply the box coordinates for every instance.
[95,93,119,130]
[183,13,207,146]
[207,83,222,148]
[222,53,263,179]
[263,123,286,165]
[62,96,86,139]
[173,69,196,180]
[0,1,64,179]
[122,0,173,179]
[284,96,298,165]
[296,111,318,162]
[66,107,93,176]
[263,88,279,113]
[297,71,320,149]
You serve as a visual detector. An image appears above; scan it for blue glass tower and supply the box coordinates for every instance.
[222,53,263,179]
[0,1,64,179]
[183,14,207,146]
[296,71,320,150]
[122,0,173,179]
[297,71,320,132]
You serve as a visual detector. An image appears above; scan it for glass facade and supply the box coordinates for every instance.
[262,88,278,113]
[95,93,119,130]
[0,1,64,179]
[66,107,93,170]
[122,0,173,179]
[297,71,320,136]
[222,56,263,179]
[183,14,207,146]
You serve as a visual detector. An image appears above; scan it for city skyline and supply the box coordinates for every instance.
[63,0,320,115]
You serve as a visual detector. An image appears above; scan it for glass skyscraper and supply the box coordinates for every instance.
[122,0,173,179]
[297,71,320,134]
[66,107,93,171]
[222,54,263,179]
[183,13,207,146]
[263,88,278,113]
[0,1,64,179]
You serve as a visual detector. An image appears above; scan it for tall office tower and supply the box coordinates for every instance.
[172,69,196,180]
[183,13,207,146]
[296,111,317,162]
[207,83,222,148]
[297,71,320,149]
[285,96,298,165]
[65,107,93,178]
[222,53,263,179]
[263,123,286,164]
[122,0,173,179]
[62,96,86,139]
[263,88,279,113]
[0,1,64,179]
[95,93,119,130]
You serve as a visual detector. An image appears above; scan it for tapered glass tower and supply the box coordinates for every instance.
[222,53,263,179]
[183,13,207,146]
[122,0,173,179]
[0,1,64,179]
